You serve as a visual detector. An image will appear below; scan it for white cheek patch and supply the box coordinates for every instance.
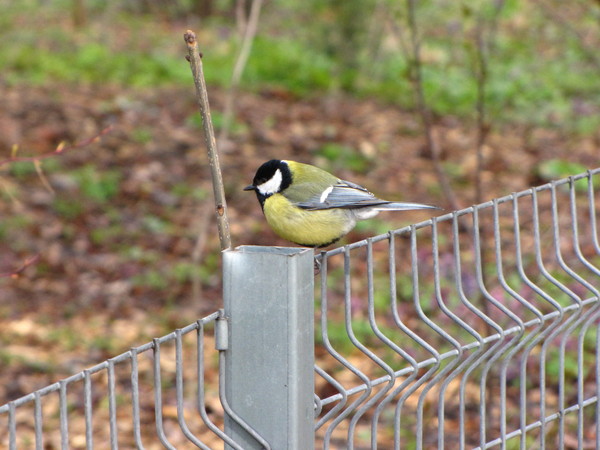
[256,168,283,195]
[319,186,333,203]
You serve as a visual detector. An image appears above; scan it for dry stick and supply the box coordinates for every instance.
[71,0,87,28]
[405,0,460,212]
[473,0,505,206]
[184,30,232,251]
[218,0,264,146]
[235,0,248,42]
[0,255,39,279]
[0,126,113,168]
[472,4,505,409]
[364,0,390,78]
[473,24,489,209]
[1,127,112,278]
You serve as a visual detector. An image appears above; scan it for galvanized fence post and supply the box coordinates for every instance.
[222,246,315,450]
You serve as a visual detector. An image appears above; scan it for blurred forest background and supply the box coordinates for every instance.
[1,0,600,445]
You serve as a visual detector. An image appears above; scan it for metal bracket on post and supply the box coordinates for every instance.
[215,309,229,351]
[222,246,315,450]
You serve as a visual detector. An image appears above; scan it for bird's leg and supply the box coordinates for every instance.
[313,249,321,275]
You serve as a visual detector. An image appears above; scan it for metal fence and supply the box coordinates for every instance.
[1,168,599,449]
[314,168,600,449]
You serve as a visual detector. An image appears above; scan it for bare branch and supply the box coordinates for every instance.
[469,1,505,345]
[218,0,264,146]
[235,0,248,38]
[0,126,113,168]
[473,1,505,205]
[0,254,39,279]
[405,0,460,211]
[474,20,488,207]
[0,127,112,280]
[184,30,232,251]
[33,159,56,195]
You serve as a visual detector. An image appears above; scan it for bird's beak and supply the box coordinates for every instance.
[243,185,255,191]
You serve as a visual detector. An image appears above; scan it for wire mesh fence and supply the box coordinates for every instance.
[1,168,599,449]
[314,169,600,448]
[0,311,235,449]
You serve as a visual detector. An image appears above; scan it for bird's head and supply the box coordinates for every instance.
[244,160,292,205]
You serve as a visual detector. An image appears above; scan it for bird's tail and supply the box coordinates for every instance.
[373,202,442,211]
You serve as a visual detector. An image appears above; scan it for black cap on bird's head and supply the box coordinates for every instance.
[244,160,292,206]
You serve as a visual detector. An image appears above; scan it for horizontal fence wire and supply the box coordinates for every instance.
[314,168,600,449]
[1,168,599,449]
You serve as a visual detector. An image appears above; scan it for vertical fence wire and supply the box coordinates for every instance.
[33,391,42,450]
[83,369,93,449]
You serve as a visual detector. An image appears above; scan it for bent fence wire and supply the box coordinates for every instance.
[314,169,600,449]
[1,168,600,448]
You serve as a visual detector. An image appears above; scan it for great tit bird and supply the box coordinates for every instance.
[244,159,439,247]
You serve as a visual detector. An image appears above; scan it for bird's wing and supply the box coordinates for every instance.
[294,180,391,210]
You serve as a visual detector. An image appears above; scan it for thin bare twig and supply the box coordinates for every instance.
[235,0,248,40]
[469,0,505,353]
[405,0,460,212]
[0,128,111,279]
[218,0,264,146]
[473,0,505,205]
[0,126,113,168]
[474,23,488,207]
[0,255,39,279]
[33,159,56,195]
[184,30,232,251]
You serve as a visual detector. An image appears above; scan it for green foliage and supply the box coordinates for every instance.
[544,335,594,391]
[298,0,377,89]
[0,349,55,374]
[537,159,588,181]
[131,269,169,290]
[90,334,120,353]
[74,165,121,203]
[0,16,192,87]
[353,219,396,237]
[122,246,161,264]
[186,111,247,135]
[170,262,198,283]
[90,224,123,246]
[128,250,219,290]
[319,319,368,353]
[53,198,85,219]
[317,313,409,355]
[2,2,600,133]
[168,260,220,285]
[0,215,32,241]
[243,37,335,94]
[8,158,62,179]
[141,215,173,234]
[50,165,121,217]
[169,183,208,202]
[315,143,374,174]
[8,161,38,178]
[131,127,153,144]
[47,326,80,351]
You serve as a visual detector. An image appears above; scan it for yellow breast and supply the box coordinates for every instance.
[263,194,354,247]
